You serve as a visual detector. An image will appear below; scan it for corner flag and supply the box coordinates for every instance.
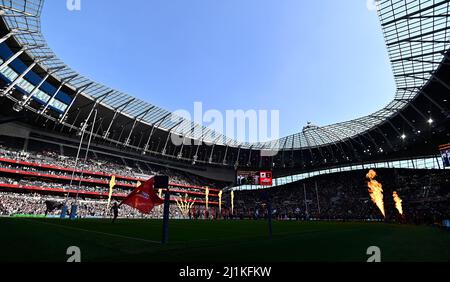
[120,177,164,214]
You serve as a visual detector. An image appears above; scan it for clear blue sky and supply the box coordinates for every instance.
[41,0,395,138]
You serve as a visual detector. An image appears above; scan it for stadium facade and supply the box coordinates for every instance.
[0,0,449,184]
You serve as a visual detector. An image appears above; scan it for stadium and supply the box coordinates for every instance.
[0,0,449,264]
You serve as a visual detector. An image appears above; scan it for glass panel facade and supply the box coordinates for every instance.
[234,155,445,191]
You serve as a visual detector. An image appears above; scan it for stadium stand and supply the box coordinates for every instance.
[0,0,448,227]
[233,169,450,226]
[1,140,448,226]
[0,142,225,218]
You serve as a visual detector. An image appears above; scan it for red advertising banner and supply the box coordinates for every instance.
[236,170,273,186]
[259,171,273,186]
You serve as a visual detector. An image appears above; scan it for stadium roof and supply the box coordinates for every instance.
[0,0,449,151]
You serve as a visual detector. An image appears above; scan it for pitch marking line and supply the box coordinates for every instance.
[20,219,163,244]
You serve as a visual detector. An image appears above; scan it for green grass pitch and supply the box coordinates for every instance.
[0,218,449,262]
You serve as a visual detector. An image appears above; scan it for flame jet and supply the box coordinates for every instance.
[366,170,385,217]
[393,192,404,215]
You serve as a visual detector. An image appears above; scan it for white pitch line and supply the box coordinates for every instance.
[20,219,163,244]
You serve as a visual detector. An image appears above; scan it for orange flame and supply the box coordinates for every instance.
[393,191,403,215]
[366,170,385,217]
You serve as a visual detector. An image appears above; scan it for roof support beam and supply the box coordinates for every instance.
[0,31,14,44]
[1,61,38,96]
[102,98,136,139]
[234,146,242,169]
[222,144,229,165]
[374,126,394,151]
[381,0,449,26]
[142,113,171,153]
[397,112,417,131]
[70,91,113,132]
[75,90,115,112]
[391,50,445,63]
[408,103,430,121]
[39,74,78,115]
[59,82,93,123]
[124,106,155,146]
[1,54,52,96]
[207,135,223,164]
[20,66,65,106]
[0,45,44,71]
[178,124,197,159]
[387,26,450,46]
[421,89,448,115]
[162,120,183,155]
[318,127,352,160]
[193,138,205,164]
[310,128,336,163]
[247,146,254,167]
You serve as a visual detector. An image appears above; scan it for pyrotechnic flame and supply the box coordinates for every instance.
[366,170,385,217]
[176,194,194,218]
[205,188,210,210]
[393,191,404,215]
[218,191,223,213]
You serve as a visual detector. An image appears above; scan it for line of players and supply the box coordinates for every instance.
[441,150,450,167]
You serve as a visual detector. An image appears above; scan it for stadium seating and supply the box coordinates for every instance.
[0,144,224,218]
[0,144,448,225]
[232,169,450,226]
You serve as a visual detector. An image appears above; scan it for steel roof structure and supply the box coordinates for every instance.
[0,0,449,172]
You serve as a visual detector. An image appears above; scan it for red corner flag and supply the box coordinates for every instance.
[120,177,164,214]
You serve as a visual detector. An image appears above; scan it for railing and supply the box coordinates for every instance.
[0,156,221,192]
[235,155,446,190]
[0,183,219,205]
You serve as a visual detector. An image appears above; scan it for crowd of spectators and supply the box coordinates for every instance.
[1,143,448,226]
[0,177,131,195]
[0,192,226,220]
[0,145,224,188]
[0,162,136,185]
[0,192,189,219]
[232,168,450,225]
[0,144,226,218]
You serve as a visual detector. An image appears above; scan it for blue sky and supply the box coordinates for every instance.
[41,0,395,138]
